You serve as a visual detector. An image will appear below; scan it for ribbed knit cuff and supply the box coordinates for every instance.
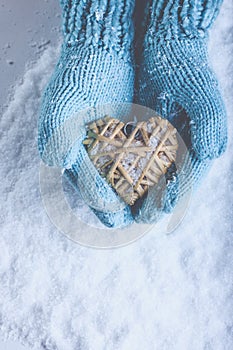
[147,0,223,40]
[60,0,135,54]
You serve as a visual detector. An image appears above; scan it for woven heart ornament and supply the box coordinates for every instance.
[83,116,178,206]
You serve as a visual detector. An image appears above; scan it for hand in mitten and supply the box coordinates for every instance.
[38,0,136,228]
[135,0,227,223]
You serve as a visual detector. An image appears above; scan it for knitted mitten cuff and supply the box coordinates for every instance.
[147,0,223,40]
[60,0,134,57]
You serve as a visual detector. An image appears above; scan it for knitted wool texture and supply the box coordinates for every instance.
[135,0,227,222]
[38,0,136,228]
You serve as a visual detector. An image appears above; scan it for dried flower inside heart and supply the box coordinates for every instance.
[83,116,178,206]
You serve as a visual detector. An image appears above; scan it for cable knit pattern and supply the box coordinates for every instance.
[148,0,224,39]
[60,0,134,55]
[135,0,227,222]
[38,0,135,228]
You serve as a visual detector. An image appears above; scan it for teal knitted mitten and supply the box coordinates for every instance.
[38,0,135,228]
[135,0,227,223]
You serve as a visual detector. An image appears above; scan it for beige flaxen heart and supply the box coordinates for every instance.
[83,116,178,206]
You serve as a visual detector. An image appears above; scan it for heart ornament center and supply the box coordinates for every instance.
[83,116,178,206]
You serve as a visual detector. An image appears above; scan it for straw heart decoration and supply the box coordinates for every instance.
[83,116,178,206]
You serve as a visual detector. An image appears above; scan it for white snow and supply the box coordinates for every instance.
[0,1,233,350]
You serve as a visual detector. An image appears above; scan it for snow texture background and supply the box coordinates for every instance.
[0,1,233,349]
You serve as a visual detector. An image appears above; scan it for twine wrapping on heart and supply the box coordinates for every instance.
[83,116,178,206]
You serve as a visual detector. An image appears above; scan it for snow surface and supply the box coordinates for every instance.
[0,1,233,349]
[0,0,61,114]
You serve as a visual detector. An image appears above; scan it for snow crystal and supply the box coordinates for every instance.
[0,2,233,349]
[95,10,104,22]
